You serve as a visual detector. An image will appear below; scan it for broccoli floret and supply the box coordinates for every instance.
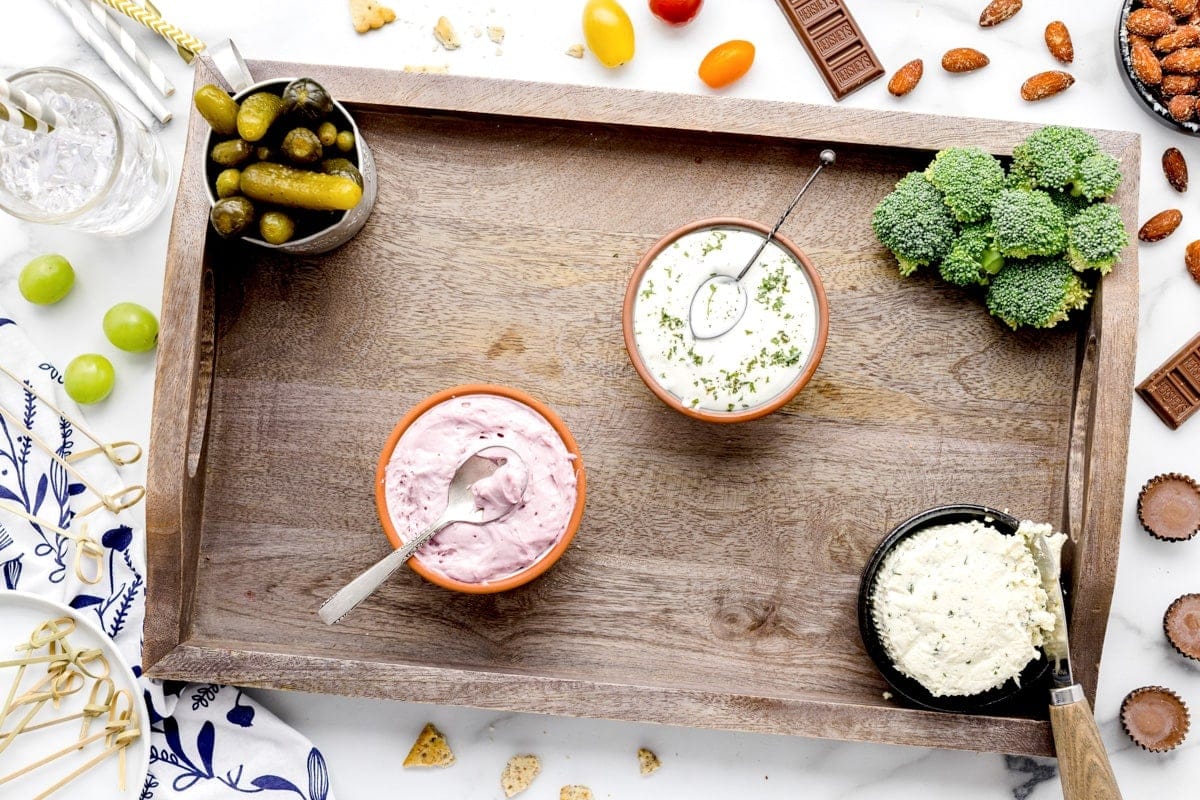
[1046,188,1091,219]
[1010,126,1099,190]
[1066,203,1128,274]
[1074,152,1122,201]
[872,172,957,276]
[939,223,1005,286]
[991,189,1067,258]
[925,147,1006,223]
[1009,126,1122,199]
[985,256,1092,329]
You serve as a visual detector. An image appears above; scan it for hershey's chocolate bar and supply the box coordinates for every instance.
[775,0,885,100]
[1137,330,1200,429]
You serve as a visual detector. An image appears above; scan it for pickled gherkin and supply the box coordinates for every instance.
[317,121,337,147]
[210,197,256,238]
[320,157,363,188]
[211,139,253,166]
[215,168,241,198]
[280,78,333,122]
[335,130,355,153]
[239,163,362,211]
[259,211,296,245]
[194,85,239,136]
[281,127,323,164]
[237,92,286,142]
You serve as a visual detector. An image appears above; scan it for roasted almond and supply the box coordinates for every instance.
[1156,26,1200,52]
[979,0,1022,27]
[1162,73,1200,94]
[1143,0,1175,10]
[888,59,924,96]
[1045,21,1074,64]
[1132,40,1164,84]
[1163,47,1200,72]
[942,47,990,73]
[1164,147,1189,191]
[1139,209,1184,242]
[1169,94,1198,120]
[1175,0,1200,16]
[1021,71,1075,101]
[1128,8,1177,37]
[1186,240,1200,283]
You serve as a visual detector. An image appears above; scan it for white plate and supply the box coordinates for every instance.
[0,591,150,798]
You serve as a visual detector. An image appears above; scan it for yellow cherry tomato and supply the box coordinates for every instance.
[583,0,635,68]
[699,39,756,89]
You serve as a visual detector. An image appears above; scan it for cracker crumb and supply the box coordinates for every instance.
[471,25,483,38]
[403,64,450,73]
[501,754,541,798]
[434,16,461,50]
[560,787,594,800]
[637,747,661,775]
[488,25,506,44]
[402,723,455,768]
[566,44,585,58]
[348,0,395,33]
[495,46,503,56]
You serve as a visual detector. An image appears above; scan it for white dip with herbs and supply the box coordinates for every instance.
[631,227,818,413]
[871,520,1065,698]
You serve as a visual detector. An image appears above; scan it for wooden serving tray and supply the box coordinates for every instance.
[146,60,1139,757]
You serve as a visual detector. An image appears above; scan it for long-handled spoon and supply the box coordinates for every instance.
[688,149,835,340]
[318,446,527,624]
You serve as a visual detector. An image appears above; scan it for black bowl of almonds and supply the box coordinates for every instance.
[195,77,378,254]
[1117,0,1200,134]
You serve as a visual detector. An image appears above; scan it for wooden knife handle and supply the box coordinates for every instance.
[1049,690,1123,800]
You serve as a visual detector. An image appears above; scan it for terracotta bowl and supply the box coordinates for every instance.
[374,384,586,594]
[622,217,829,423]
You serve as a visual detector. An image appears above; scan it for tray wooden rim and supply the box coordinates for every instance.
[144,59,1140,757]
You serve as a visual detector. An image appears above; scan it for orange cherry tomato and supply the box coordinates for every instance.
[698,40,755,89]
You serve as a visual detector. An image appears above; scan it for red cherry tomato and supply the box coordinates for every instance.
[649,0,703,25]
[698,40,755,89]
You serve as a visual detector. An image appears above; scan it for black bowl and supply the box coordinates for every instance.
[1116,0,1200,134]
[857,504,1052,714]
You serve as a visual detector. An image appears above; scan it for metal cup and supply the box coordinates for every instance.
[203,41,377,254]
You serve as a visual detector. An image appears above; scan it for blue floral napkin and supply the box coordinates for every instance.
[0,311,336,799]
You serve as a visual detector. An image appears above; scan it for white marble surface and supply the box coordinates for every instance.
[2,1,1199,797]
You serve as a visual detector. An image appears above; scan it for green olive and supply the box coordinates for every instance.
[317,121,337,147]
[259,210,296,245]
[335,130,355,153]
[215,168,241,198]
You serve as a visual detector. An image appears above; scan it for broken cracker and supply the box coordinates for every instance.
[403,723,456,768]
[560,786,594,800]
[488,26,506,44]
[349,0,395,33]
[566,44,585,58]
[434,16,461,50]
[501,754,541,798]
[637,747,661,775]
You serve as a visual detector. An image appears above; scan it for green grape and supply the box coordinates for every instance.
[103,302,159,353]
[64,354,115,404]
[18,254,75,305]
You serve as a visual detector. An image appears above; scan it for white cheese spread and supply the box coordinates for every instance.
[631,227,818,413]
[871,519,1064,698]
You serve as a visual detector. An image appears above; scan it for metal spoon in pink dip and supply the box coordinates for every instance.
[318,446,527,624]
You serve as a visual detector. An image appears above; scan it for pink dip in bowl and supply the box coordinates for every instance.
[382,393,579,585]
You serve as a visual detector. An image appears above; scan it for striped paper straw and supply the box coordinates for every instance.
[0,100,53,134]
[87,0,175,97]
[0,77,63,130]
[43,0,172,124]
[94,0,205,63]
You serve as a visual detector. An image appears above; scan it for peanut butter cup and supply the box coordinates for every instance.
[1120,686,1190,752]
[1164,594,1200,661]
[1137,473,1200,541]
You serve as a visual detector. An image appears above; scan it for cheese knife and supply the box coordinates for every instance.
[1028,532,1122,800]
